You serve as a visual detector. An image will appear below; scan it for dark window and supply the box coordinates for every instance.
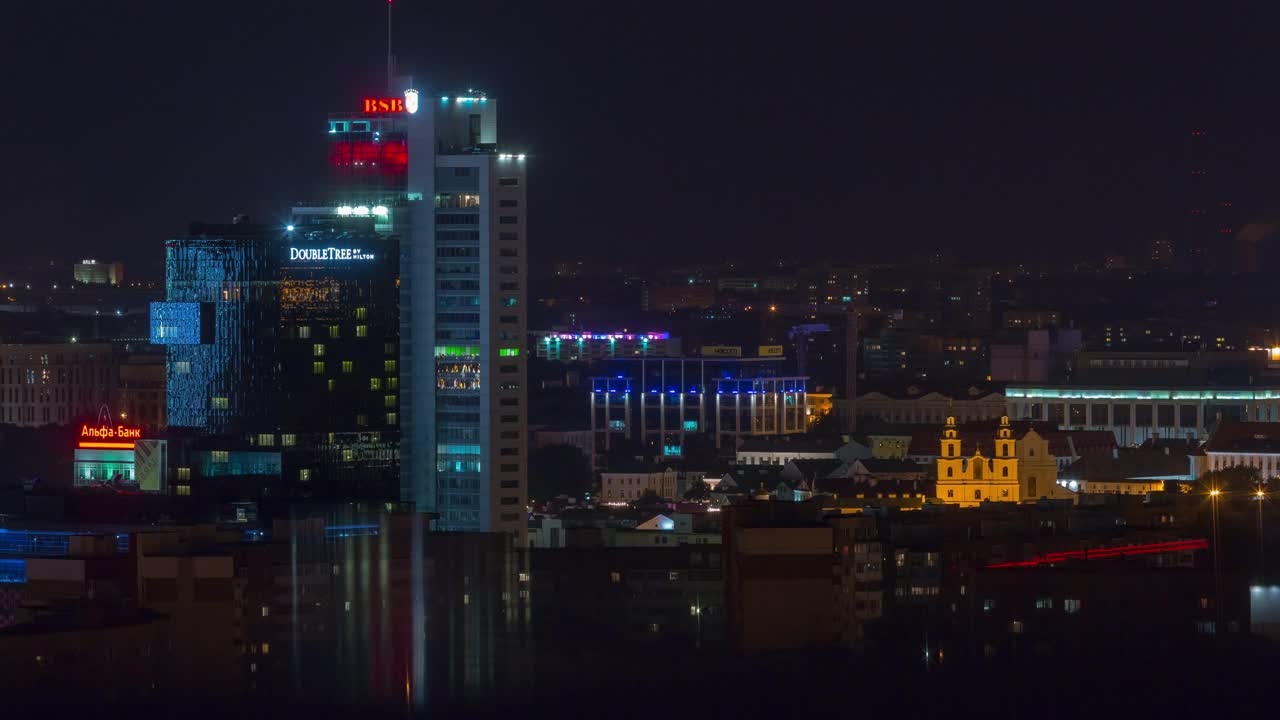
[500,464,520,473]
[500,480,520,489]
[499,282,519,291]
[500,414,519,423]
[498,232,518,241]
[500,447,520,456]
[500,513,520,521]
[499,365,519,374]
[499,248,518,257]
[500,496,520,505]
[499,265,519,275]
[499,199,518,208]
[437,247,479,258]
[454,167,471,177]
[499,398,519,407]
[499,216,518,224]
[500,430,520,439]
[499,315,519,324]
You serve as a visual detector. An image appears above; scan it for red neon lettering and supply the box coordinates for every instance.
[360,97,406,113]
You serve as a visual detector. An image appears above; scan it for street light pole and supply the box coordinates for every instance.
[1258,485,1267,579]
[1210,488,1223,633]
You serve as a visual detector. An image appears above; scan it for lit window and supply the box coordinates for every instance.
[370,377,382,390]
[327,379,335,392]
[342,361,354,373]
[313,361,325,374]
[356,325,368,338]
[610,571,621,583]
[387,377,399,390]
[298,326,311,339]
[299,468,311,482]
[343,449,354,462]
[328,325,340,338]
[211,397,229,410]
[384,394,396,408]
[176,361,191,374]
[260,606,269,617]
[313,344,325,357]
[257,433,274,447]
[281,434,296,447]
[177,467,191,481]
[211,450,229,463]
[176,484,191,496]
[499,348,520,357]
[385,412,397,425]
[384,360,397,373]
[356,307,368,320]
[1064,598,1081,614]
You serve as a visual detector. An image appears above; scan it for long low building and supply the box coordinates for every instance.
[1006,384,1280,447]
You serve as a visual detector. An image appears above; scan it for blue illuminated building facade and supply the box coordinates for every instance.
[155,221,400,501]
[589,357,807,460]
[159,225,279,434]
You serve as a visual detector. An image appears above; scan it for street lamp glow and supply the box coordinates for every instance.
[1210,489,1221,497]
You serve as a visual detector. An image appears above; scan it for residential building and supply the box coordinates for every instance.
[0,343,119,427]
[600,462,680,502]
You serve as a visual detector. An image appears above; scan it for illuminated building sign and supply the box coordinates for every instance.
[362,97,405,113]
[546,332,669,342]
[701,345,743,358]
[288,247,377,262]
[403,88,419,114]
[78,423,142,449]
[758,345,784,357]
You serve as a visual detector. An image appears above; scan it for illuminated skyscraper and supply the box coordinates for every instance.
[302,84,528,539]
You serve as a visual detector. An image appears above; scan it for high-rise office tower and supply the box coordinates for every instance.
[306,84,528,539]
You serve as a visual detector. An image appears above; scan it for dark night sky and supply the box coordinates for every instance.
[5,2,1280,277]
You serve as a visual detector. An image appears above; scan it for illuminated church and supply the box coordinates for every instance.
[935,415,1023,506]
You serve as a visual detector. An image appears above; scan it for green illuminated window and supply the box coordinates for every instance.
[499,348,520,357]
[298,326,311,339]
[435,345,480,357]
[313,344,325,357]
[176,484,191,496]
[384,360,397,373]
[313,361,325,374]
[211,397,229,410]
[386,412,398,425]
[370,377,382,390]
[299,469,311,482]
[356,325,368,338]
[282,434,297,447]
[356,307,368,320]
[177,467,191,481]
[328,325,340,338]
[384,394,397,408]
[327,379,335,392]
[342,361,354,373]
[387,377,399,390]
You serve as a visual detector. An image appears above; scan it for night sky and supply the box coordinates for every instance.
[5,2,1280,276]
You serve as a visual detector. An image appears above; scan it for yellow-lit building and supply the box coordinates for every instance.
[806,392,833,428]
[936,416,1021,506]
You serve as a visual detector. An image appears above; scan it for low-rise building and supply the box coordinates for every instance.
[735,434,869,466]
[600,462,680,502]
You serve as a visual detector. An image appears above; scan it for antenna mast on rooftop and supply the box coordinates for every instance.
[386,0,395,93]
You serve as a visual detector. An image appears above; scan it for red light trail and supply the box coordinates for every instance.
[985,539,1208,569]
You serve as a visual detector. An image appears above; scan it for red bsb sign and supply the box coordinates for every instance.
[362,97,405,113]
